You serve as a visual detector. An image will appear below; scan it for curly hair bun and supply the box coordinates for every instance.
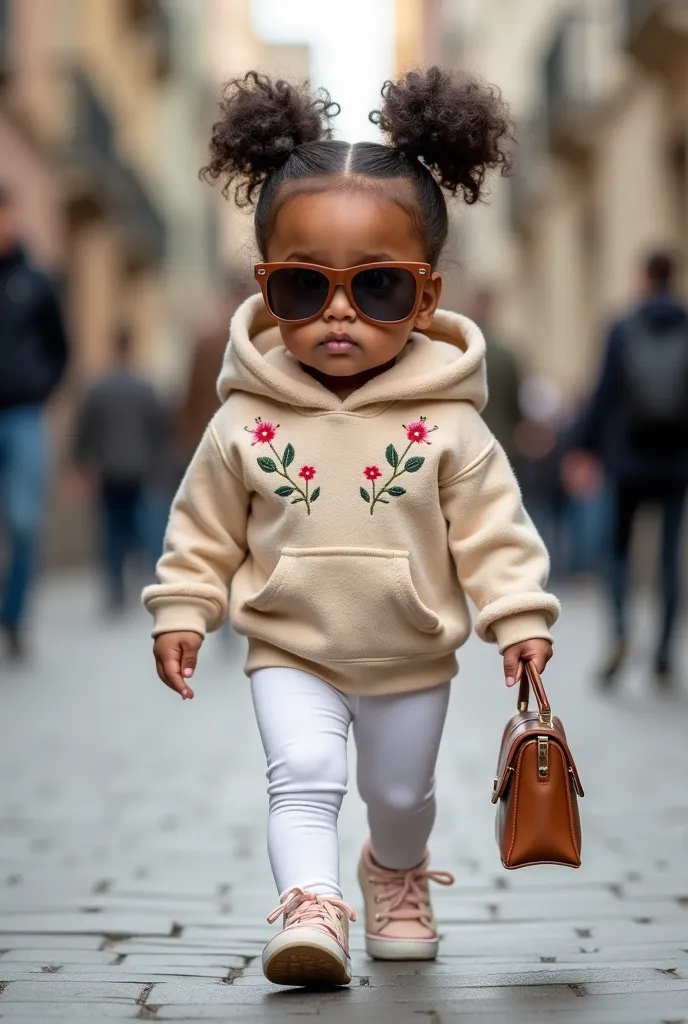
[201,72,340,205]
[370,66,513,204]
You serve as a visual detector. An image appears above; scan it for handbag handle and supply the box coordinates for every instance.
[516,659,553,727]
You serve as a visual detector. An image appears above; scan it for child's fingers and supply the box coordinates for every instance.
[180,641,200,680]
[520,641,554,676]
[157,654,194,700]
[503,646,522,688]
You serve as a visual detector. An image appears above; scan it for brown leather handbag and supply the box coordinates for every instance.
[492,661,584,869]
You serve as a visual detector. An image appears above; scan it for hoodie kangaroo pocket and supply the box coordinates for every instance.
[243,547,442,663]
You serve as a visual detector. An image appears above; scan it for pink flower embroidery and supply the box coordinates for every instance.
[250,419,278,445]
[360,414,438,514]
[245,418,320,515]
[404,417,437,445]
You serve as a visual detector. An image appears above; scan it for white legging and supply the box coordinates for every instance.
[251,667,450,898]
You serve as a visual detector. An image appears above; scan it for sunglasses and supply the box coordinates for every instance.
[254,261,432,325]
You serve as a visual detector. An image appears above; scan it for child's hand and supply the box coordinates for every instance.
[503,638,553,688]
[153,631,203,699]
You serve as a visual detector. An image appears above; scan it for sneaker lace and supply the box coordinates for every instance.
[267,888,357,941]
[369,863,454,927]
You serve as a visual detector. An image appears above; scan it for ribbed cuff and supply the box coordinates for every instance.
[148,598,213,639]
[490,612,554,655]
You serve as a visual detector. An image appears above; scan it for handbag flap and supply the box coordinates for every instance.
[492,712,584,802]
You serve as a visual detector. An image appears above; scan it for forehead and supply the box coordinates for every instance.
[267,188,425,265]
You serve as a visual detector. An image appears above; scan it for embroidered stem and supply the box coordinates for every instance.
[268,442,311,515]
[369,442,413,514]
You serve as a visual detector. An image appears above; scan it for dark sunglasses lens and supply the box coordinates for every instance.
[351,267,418,322]
[266,267,329,321]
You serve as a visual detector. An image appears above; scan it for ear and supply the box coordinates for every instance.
[413,272,442,331]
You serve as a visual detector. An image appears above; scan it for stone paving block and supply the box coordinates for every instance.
[109,940,248,959]
[438,1012,684,1024]
[121,953,244,969]
[0,950,118,964]
[0,1006,139,1019]
[155,1006,322,1019]
[0,966,230,982]
[0,936,104,951]
[0,981,143,1002]
[345,965,688,990]
[0,894,220,916]
[437,892,684,922]
[0,914,175,936]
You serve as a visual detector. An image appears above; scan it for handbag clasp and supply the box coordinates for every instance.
[537,735,549,779]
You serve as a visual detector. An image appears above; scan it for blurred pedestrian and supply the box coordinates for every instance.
[515,375,570,579]
[71,327,170,611]
[468,287,524,470]
[569,251,688,688]
[0,184,69,661]
[179,319,228,460]
[179,284,253,460]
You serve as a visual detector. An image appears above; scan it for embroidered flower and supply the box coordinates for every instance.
[360,415,438,514]
[245,420,320,515]
[249,419,278,445]
[404,416,437,445]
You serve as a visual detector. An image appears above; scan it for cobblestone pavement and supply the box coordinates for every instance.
[1,574,688,1022]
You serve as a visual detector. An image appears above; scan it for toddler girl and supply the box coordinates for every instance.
[144,67,559,988]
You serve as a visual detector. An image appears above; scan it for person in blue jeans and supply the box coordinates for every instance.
[569,252,688,688]
[0,185,69,661]
[71,327,172,610]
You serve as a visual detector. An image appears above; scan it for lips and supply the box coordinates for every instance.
[320,332,358,353]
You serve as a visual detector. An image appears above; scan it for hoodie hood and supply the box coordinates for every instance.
[217,293,487,413]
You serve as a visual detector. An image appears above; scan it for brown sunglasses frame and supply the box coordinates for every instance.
[254,261,432,326]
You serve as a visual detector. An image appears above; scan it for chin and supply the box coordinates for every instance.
[316,357,365,376]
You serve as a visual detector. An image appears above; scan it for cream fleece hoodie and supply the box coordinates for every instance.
[144,294,559,694]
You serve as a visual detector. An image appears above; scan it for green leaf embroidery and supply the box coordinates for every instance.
[360,487,371,503]
[404,456,425,473]
[246,419,319,515]
[387,486,406,497]
[385,444,399,469]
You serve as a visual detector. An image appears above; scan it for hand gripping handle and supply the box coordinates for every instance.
[516,659,552,726]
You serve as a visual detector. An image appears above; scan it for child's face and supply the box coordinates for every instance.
[264,190,442,379]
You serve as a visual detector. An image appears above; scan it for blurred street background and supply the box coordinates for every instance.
[2,0,688,1019]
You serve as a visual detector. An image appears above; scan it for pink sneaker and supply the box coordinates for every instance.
[358,842,454,960]
[262,888,357,987]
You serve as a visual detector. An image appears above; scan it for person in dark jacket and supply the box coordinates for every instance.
[72,326,171,610]
[570,252,688,687]
[0,185,69,660]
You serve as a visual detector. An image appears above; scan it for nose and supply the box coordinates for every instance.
[323,284,356,323]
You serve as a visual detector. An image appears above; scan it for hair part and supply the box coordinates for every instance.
[201,67,514,268]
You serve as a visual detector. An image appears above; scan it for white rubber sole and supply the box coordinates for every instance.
[262,927,352,987]
[365,933,439,961]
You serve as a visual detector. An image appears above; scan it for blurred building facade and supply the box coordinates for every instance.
[399,0,688,399]
[0,0,311,564]
[206,0,310,292]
